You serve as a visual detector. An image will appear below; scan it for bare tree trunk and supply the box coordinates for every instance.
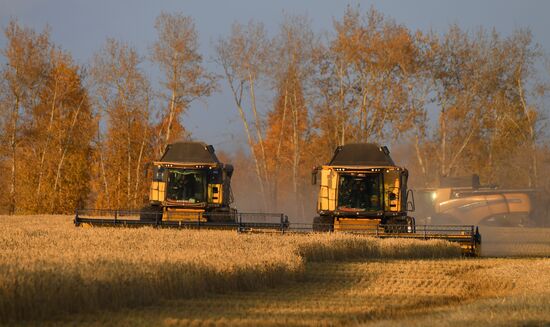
[135,94,150,207]
[363,101,385,144]
[248,75,270,206]
[98,135,110,209]
[118,93,132,208]
[446,127,475,175]
[37,80,58,199]
[115,172,121,209]
[291,91,302,218]
[338,63,346,145]
[487,108,501,185]
[440,100,447,177]
[517,73,537,187]
[414,133,427,185]
[273,88,288,209]
[360,89,368,141]
[52,98,84,211]
[134,130,147,207]
[126,122,132,207]
[163,89,177,153]
[237,105,267,210]
[9,96,20,215]
[225,75,267,210]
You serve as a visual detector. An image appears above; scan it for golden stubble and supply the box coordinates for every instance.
[0,215,460,323]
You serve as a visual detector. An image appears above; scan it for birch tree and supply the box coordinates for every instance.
[411,26,544,187]
[314,8,418,152]
[493,30,543,187]
[92,39,153,209]
[24,49,95,213]
[216,21,271,210]
[0,20,50,214]
[263,15,316,216]
[152,12,216,155]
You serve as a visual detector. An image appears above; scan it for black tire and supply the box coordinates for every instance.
[312,216,321,231]
[313,216,334,232]
[140,205,162,222]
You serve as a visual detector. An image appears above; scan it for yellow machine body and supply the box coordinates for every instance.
[149,180,166,202]
[208,184,223,204]
[333,218,382,231]
[147,162,233,221]
[163,207,207,222]
[317,166,405,213]
[143,142,235,222]
[315,164,410,230]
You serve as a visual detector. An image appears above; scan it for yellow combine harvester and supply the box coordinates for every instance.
[75,142,287,230]
[311,143,481,256]
[143,141,235,222]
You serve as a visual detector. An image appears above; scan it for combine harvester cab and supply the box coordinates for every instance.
[145,141,235,223]
[75,142,287,231]
[311,143,482,256]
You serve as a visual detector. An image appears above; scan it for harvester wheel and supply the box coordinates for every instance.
[313,216,321,231]
[140,205,162,222]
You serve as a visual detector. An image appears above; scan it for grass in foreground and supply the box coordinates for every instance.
[0,215,460,323]
[57,258,550,327]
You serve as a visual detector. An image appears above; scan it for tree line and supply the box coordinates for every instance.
[1,8,549,217]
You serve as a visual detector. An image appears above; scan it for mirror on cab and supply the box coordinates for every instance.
[406,189,415,212]
[311,168,318,185]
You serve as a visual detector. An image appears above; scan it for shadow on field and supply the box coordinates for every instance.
[52,257,550,327]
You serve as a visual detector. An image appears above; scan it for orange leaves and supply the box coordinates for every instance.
[1,10,548,215]
[0,22,95,214]
[91,39,152,210]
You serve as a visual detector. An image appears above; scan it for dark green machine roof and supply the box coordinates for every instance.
[159,142,220,164]
[328,143,395,166]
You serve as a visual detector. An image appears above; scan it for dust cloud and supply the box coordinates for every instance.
[386,142,550,258]
[216,149,317,225]
[480,226,550,257]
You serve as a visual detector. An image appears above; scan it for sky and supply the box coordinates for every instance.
[1,0,549,152]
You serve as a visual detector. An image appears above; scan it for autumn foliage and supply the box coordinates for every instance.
[0,8,549,216]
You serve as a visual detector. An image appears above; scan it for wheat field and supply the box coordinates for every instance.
[2,216,549,326]
[64,258,549,327]
[0,215,460,323]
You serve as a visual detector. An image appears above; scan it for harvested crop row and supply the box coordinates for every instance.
[0,215,461,322]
